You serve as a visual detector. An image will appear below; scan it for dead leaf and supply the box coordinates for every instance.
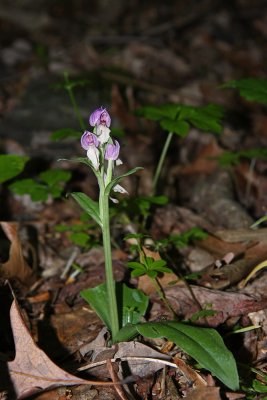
[0,222,36,288]
[151,282,267,327]
[185,386,221,400]
[173,356,207,388]
[0,300,120,399]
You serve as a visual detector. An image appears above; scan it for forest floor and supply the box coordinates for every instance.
[1,1,267,399]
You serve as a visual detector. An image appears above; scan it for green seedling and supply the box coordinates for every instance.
[136,103,224,194]
[9,168,71,202]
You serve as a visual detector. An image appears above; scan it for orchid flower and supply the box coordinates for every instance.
[89,107,111,127]
[105,140,120,160]
[81,131,100,170]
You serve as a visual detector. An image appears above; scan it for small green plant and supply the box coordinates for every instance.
[221,77,267,104]
[9,169,71,201]
[55,221,100,249]
[154,227,208,251]
[125,232,176,316]
[136,103,224,194]
[241,368,267,399]
[216,148,267,167]
[0,154,29,184]
[70,106,239,390]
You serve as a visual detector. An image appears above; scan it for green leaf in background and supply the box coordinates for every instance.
[9,179,49,201]
[9,169,71,201]
[80,283,149,331]
[71,192,102,227]
[136,104,181,121]
[222,78,267,105]
[136,322,239,390]
[0,155,29,184]
[169,227,208,248]
[160,119,189,136]
[216,148,267,166]
[137,103,224,135]
[179,104,224,134]
[40,169,71,186]
[50,128,81,141]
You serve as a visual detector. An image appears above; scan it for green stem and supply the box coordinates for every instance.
[152,131,173,195]
[64,72,86,131]
[150,276,177,319]
[99,184,119,340]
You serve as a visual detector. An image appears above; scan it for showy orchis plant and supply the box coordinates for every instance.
[71,107,142,339]
[70,107,239,390]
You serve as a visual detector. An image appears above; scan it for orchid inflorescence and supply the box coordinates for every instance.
[80,107,127,200]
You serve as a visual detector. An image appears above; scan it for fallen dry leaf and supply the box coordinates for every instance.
[151,282,267,327]
[0,222,36,288]
[0,300,121,399]
[185,386,221,400]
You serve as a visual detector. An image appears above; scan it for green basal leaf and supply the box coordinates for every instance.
[50,128,81,141]
[80,283,112,331]
[113,324,139,343]
[104,167,143,195]
[160,118,189,136]
[136,321,239,390]
[71,192,102,227]
[222,78,267,105]
[40,169,71,186]
[0,155,29,184]
[80,283,149,332]
[9,179,49,201]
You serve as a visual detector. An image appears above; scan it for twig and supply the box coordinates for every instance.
[106,359,129,400]
[78,356,177,372]
[60,247,80,279]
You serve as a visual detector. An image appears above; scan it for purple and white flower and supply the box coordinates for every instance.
[89,107,111,127]
[81,131,99,149]
[81,131,100,170]
[105,140,120,160]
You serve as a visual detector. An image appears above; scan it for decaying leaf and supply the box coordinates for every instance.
[185,386,221,400]
[0,222,36,288]
[0,300,121,399]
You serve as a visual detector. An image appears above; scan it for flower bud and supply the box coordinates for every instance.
[89,107,111,127]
